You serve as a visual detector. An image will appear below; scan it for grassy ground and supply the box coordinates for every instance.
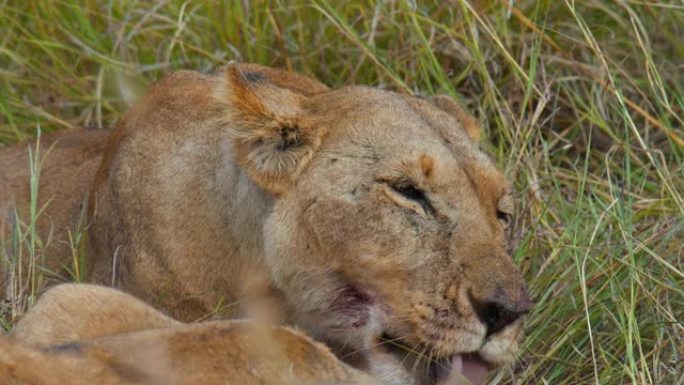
[1,0,682,384]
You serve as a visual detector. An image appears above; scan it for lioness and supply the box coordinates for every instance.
[6,283,371,385]
[1,63,533,384]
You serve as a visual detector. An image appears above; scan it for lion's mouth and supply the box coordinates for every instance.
[380,333,490,385]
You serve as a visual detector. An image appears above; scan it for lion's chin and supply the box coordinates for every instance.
[379,333,491,385]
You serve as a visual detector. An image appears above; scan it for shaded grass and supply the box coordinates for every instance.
[0,1,682,384]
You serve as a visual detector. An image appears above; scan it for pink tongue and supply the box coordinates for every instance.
[461,355,489,385]
[439,355,490,385]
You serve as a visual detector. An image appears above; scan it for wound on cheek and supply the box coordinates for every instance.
[330,285,374,328]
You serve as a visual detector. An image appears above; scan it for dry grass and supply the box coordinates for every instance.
[0,1,682,384]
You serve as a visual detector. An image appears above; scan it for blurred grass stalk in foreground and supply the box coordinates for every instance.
[0,1,682,384]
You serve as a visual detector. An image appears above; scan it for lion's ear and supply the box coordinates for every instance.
[430,95,480,142]
[216,63,329,195]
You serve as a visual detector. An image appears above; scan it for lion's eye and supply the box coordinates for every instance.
[390,182,435,215]
[391,183,424,201]
[497,210,512,228]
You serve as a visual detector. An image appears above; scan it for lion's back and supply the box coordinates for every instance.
[0,129,109,283]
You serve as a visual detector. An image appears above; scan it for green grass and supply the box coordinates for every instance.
[1,0,682,384]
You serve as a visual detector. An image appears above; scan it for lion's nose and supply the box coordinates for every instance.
[469,287,534,336]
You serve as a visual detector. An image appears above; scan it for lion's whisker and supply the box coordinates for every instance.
[338,331,418,359]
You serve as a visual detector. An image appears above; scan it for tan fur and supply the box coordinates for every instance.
[11,284,179,346]
[3,323,371,385]
[5,284,371,385]
[1,63,533,384]
[0,129,109,280]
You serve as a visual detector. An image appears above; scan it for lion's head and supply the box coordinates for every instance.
[215,64,533,385]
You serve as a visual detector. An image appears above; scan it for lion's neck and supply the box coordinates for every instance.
[115,125,276,320]
[214,136,275,262]
[197,134,277,315]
